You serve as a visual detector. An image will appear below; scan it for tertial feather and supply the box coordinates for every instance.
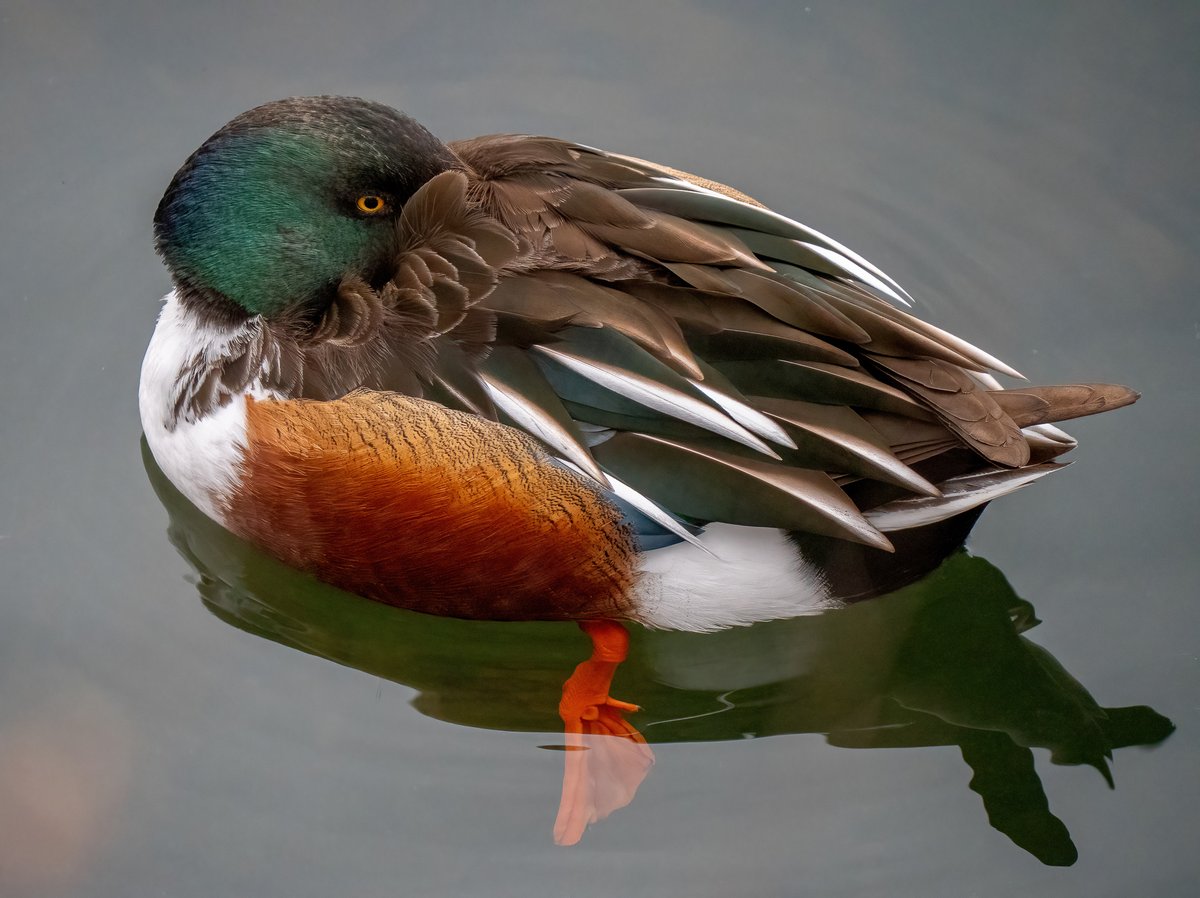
[865,464,1067,531]
[613,186,912,303]
[592,433,893,550]
[532,344,781,457]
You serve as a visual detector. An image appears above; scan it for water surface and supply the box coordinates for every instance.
[2,2,1197,895]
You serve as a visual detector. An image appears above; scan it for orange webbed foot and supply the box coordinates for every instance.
[554,620,655,846]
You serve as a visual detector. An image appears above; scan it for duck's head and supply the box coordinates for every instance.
[154,96,458,319]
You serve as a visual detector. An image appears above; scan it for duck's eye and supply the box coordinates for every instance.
[356,195,387,215]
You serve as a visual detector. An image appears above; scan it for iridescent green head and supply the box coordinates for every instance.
[154,96,458,318]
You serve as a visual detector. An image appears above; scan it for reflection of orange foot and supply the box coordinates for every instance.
[554,620,655,846]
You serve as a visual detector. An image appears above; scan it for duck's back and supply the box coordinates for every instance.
[431,135,1137,555]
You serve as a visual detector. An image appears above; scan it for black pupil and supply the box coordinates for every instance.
[363,196,380,210]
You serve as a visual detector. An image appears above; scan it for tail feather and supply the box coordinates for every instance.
[990,384,1140,428]
[1023,424,1078,464]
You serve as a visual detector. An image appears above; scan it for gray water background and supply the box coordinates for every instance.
[1,1,1198,895]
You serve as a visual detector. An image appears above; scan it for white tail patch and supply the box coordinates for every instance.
[631,524,835,632]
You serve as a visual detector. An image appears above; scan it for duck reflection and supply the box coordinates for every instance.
[144,441,1171,863]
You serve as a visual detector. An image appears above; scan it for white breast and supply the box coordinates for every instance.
[138,293,256,524]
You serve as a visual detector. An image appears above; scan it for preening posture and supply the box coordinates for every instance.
[141,96,1136,841]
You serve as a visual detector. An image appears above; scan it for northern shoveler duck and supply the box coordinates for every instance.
[140,97,1136,822]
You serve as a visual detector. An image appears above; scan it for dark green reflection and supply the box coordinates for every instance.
[143,440,1172,866]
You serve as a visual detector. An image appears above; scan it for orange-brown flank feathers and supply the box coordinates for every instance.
[230,391,639,620]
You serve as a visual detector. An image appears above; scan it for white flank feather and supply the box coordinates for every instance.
[632,524,835,632]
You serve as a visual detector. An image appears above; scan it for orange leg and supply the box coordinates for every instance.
[558,620,637,720]
[554,620,654,846]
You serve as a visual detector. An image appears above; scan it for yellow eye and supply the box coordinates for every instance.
[356,195,387,214]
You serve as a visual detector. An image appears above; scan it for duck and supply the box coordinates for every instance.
[139,96,1137,786]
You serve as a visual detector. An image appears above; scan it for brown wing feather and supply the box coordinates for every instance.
[166,129,1136,555]
[257,134,1133,546]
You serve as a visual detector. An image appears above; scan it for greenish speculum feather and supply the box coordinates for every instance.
[162,129,395,316]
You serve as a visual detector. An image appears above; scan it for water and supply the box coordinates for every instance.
[2,2,1197,895]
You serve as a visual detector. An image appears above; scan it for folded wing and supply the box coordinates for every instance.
[288,137,1137,551]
